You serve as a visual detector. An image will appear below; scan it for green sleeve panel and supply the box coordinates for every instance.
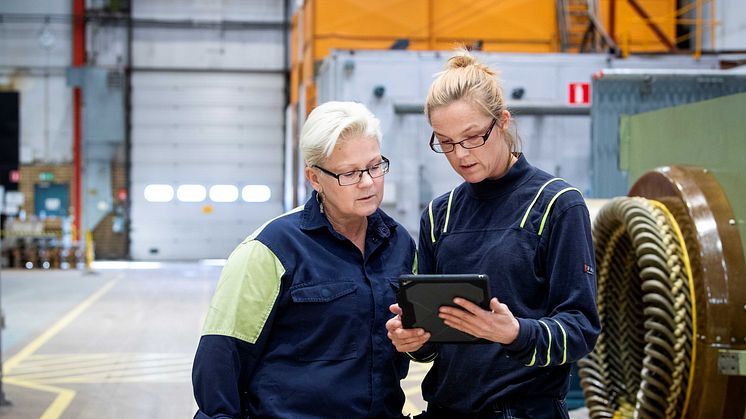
[202,239,285,344]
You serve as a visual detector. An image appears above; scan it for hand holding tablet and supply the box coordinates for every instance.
[397,274,491,343]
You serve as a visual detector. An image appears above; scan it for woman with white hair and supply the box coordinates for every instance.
[192,101,415,418]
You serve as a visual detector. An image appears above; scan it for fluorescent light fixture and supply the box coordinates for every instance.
[177,184,207,202]
[209,185,239,202]
[242,185,271,202]
[144,184,174,202]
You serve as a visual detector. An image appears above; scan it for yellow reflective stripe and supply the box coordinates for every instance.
[552,319,567,365]
[538,320,552,367]
[525,348,537,367]
[442,189,455,233]
[406,351,438,363]
[428,200,436,243]
[537,187,581,236]
[519,178,563,229]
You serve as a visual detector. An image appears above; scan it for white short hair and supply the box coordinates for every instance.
[300,101,382,167]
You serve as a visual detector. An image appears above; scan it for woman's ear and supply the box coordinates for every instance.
[499,109,511,130]
[304,166,322,194]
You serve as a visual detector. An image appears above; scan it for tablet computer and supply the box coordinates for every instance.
[397,274,491,343]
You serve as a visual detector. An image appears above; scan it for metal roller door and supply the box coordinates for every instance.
[130,71,285,260]
[127,0,287,260]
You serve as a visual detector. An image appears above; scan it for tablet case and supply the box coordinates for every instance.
[397,274,491,343]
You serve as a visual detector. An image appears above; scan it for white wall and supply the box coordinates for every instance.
[317,50,721,234]
[705,0,746,51]
[0,0,73,163]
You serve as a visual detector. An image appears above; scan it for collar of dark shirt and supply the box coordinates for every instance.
[300,190,397,241]
[465,152,536,200]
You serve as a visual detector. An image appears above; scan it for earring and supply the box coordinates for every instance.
[316,190,324,214]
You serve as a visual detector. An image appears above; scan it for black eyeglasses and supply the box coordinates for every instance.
[430,118,497,153]
[314,156,390,186]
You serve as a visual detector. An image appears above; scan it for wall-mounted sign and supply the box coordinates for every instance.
[569,82,590,105]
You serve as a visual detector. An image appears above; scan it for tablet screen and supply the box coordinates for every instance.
[397,274,491,343]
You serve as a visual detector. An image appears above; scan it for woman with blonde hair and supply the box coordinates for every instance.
[386,49,600,419]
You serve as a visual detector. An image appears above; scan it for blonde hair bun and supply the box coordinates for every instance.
[446,48,497,76]
[447,50,477,69]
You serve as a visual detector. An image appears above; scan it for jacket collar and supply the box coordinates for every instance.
[465,153,535,200]
[300,190,397,239]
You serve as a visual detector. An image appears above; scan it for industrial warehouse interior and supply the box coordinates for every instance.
[1,0,745,418]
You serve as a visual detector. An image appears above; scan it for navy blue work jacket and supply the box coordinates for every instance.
[192,191,416,418]
[412,155,600,414]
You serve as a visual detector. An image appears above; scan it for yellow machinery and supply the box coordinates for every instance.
[286,0,716,207]
[290,0,688,115]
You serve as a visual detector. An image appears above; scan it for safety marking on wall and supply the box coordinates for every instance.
[5,353,193,384]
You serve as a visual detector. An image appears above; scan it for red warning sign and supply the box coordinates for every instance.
[569,82,590,105]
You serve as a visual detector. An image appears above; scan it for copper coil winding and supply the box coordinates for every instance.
[580,197,693,419]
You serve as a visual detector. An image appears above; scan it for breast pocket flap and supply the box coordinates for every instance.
[290,282,356,303]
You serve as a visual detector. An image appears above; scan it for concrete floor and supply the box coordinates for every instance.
[0,263,213,419]
[0,262,588,419]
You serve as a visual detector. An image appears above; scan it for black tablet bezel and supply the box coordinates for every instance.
[397,274,491,344]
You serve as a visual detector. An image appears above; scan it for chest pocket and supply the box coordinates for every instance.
[289,281,359,361]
